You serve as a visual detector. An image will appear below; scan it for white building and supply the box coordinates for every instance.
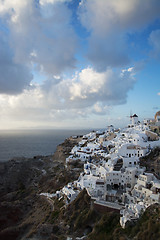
[63,114,160,228]
[130,114,139,125]
[118,143,148,158]
[62,186,79,202]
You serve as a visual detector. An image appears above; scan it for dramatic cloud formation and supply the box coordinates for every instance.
[0,66,137,128]
[39,66,137,113]
[68,67,136,107]
[78,0,160,70]
[0,0,77,78]
[0,0,159,128]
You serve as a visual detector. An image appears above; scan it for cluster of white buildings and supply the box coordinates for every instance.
[63,113,160,228]
[40,112,160,228]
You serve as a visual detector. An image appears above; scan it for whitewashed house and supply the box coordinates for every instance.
[62,186,79,202]
[118,143,148,158]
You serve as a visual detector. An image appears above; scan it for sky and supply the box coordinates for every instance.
[0,0,159,130]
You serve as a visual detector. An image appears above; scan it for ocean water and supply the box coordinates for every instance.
[0,129,90,162]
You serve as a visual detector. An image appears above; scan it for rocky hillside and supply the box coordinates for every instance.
[0,137,83,240]
[140,146,160,179]
[0,142,160,240]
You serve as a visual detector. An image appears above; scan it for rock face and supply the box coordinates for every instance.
[0,137,82,240]
[140,147,160,179]
[0,156,53,240]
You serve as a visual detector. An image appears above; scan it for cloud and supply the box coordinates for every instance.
[41,66,137,111]
[0,65,137,127]
[92,102,112,115]
[149,29,160,59]
[79,0,160,33]
[157,92,160,96]
[78,0,160,70]
[0,0,77,79]
[68,67,136,107]
[0,0,157,98]
[39,0,71,5]
[0,87,48,125]
[0,31,33,94]
[0,0,156,128]
[86,34,129,71]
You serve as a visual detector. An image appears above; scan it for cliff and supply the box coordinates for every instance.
[140,146,160,179]
[0,141,160,240]
[0,137,83,240]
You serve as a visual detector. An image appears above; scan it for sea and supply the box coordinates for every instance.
[0,129,91,162]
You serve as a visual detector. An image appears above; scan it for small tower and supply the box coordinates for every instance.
[131,114,138,125]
